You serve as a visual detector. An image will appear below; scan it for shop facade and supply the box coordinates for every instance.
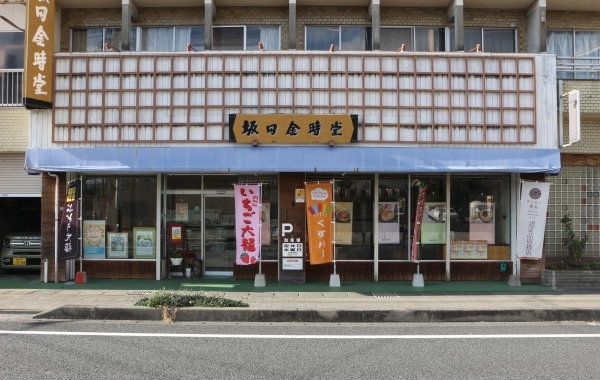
[22,1,564,283]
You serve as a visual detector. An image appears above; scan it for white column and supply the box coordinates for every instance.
[373,173,379,282]
[156,173,162,280]
[446,173,451,281]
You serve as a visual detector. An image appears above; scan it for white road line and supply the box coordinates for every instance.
[1,331,600,339]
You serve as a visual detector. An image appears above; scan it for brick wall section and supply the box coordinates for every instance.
[562,81,600,116]
[0,108,29,152]
[547,11,600,30]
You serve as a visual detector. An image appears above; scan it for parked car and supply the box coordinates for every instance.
[1,206,42,270]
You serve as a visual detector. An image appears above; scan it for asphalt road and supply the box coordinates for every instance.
[1,320,600,379]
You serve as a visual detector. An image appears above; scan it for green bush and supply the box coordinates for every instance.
[135,290,249,308]
[561,214,587,266]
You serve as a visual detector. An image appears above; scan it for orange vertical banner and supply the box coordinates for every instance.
[306,182,333,265]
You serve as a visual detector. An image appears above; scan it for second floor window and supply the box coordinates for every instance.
[380,27,446,52]
[449,28,516,53]
[548,30,600,80]
[72,28,136,52]
[213,26,280,50]
[140,26,204,51]
[0,31,23,68]
[305,26,372,51]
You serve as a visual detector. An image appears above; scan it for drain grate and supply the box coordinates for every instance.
[372,292,398,297]
[125,291,154,296]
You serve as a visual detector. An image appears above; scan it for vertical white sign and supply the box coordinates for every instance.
[517,181,551,259]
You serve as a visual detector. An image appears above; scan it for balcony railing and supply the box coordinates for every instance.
[556,57,600,80]
[0,69,23,106]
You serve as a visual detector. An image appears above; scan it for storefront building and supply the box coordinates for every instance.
[22,0,569,283]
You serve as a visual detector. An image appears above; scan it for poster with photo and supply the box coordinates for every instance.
[107,232,128,259]
[421,202,447,244]
[175,203,188,222]
[83,220,106,259]
[469,201,495,244]
[378,202,400,244]
[133,227,156,259]
[334,202,353,245]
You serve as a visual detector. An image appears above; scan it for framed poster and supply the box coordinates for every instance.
[83,220,106,259]
[169,223,184,244]
[133,227,156,259]
[107,232,128,259]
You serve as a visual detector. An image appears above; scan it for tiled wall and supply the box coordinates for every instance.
[546,165,600,259]
[0,108,29,152]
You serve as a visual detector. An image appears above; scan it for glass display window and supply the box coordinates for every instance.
[82,176,157,260]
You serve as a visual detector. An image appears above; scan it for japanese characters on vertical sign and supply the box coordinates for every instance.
[58,179,80,260]
[234,185,261,265]
[306,182,333,265]
[517,181,551,259]
[229,114,358,144]
[410,185,427,262]
[24,0,55,109]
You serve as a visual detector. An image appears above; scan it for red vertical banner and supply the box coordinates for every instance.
[234,184,261,265]
[410,186,427,263]
[306,182,333,265]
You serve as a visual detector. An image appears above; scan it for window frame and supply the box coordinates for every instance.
[212,25,281,51]
[304,25,372,51]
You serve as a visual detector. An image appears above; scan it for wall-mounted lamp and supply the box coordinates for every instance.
[328,140,335,147]
[251,139,259,147]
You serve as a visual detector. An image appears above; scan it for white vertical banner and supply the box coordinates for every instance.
[517,181,551,259]
[234,184,261,265]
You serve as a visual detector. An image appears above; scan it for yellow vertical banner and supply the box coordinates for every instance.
[23,0,55,109]
[306,182,333,265]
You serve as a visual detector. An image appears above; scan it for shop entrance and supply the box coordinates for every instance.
[164,190,236,277]
[203,194,236,275]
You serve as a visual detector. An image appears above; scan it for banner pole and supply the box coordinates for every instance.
[259,183,262,276]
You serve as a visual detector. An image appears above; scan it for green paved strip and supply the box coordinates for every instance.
[0,275,555,293]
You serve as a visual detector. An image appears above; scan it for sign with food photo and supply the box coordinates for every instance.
[469,201,495,244]
[421,203,447,245]
[83,220,106,259]
[334,202,353,245]
[133,227,156,258]
[378,202,400,244]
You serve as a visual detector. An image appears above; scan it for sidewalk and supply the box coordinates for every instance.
[1,275,600,323]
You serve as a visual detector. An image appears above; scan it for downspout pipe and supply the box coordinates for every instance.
[47,172,59,283]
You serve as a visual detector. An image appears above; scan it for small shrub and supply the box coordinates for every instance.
[135,290,249,323]
[561,214,587,266]
[135,290,249,309]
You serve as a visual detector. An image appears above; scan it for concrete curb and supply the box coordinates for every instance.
[33,306,600,323]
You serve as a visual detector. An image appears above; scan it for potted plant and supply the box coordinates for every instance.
[185,264,192,277]
[561,214,587,267]
[170,252,183,266]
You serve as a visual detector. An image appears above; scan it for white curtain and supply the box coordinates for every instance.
[141,28,173,51]
[260,27,279,51]
[174,27,191,51]
[574,31,600,79]
[547,31,574,79]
